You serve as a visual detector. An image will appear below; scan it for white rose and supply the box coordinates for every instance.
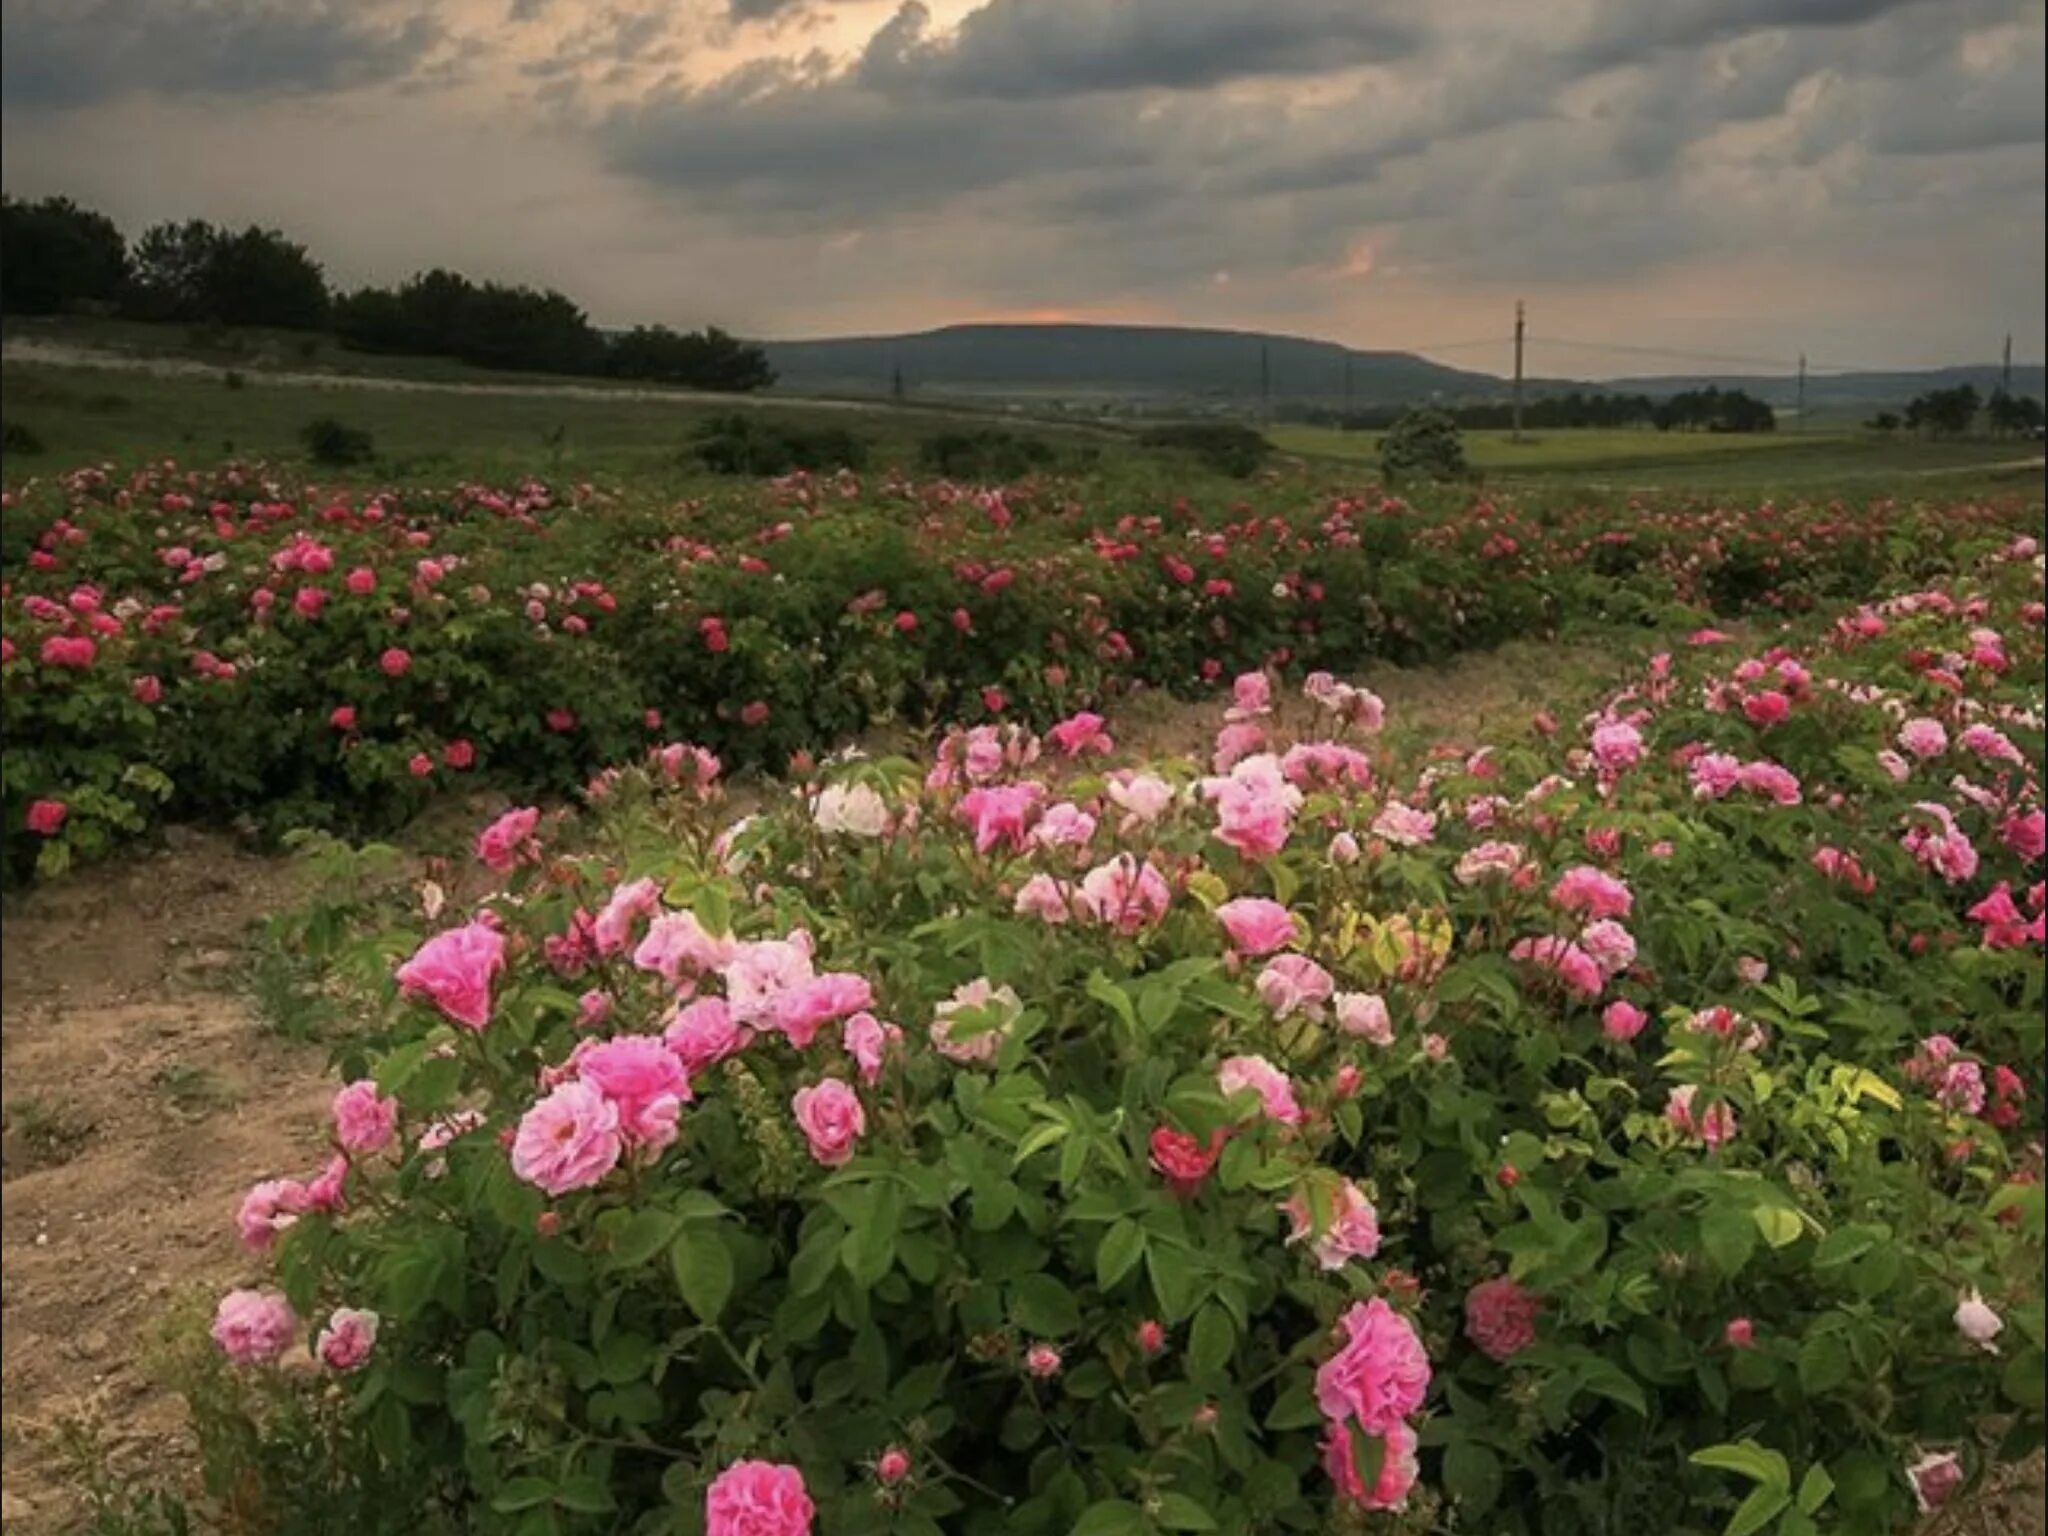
[814,782,889,838]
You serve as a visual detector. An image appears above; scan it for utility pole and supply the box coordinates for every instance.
[1795,353,1806,433]
[1342,354,1353,422]
[1259,342,1271,428]
[891,362,904,403]
[2002,333,2013,395]
[1510,300,1525,444]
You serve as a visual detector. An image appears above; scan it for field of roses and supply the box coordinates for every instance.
[2,459,2038,885]
[161,520,2045,1535]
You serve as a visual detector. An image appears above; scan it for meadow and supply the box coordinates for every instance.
[0,346,2043,1536]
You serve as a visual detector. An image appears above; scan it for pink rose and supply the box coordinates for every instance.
[664,997,749,1074]
[841,1011,898,1084]
[1724,1317,1755,1349]
[1228,671,1273,719]
[1031,801,1097,849]
[1314,1297,1431,1434]
[1551,865,1632,920]
[1590,720,1644,772]
[1255,954,1335,1019]
[511,1080,623,1195]
[237,1177,311,1250]
[1464,1276,1540,1361]
[1581,919,1637,979]
[1601,1000,1648,1043]
[593,876,663,955]
[1015,873,1076,925]
[875,1447,912,1487]
[1217,898,1298,956]
[770,972,875,1049]
[634,910,738,988]
[1323,1419,1419,1511]
[25,799,67,836]
[1370,802,1437,848]
[378,647,411,677]
[1742,690,1790,726]
[1218,1054,1302,1123]
[1136,1319,1167,1354]
[1075,855,1171,933]
[1898,718,1948,759]
[791,1078,866,1167]
[315,1307,379,1371]
[1024,1342,1063,1378]
[929,978,1020,1064]
[1046,711,1113,757]
[1335,992,1394,1045]
[574,1034,690,1150]
[1509,935,1604,1000]
[1667,1084,1738,1147]
[705,1460,815,1536]
[957,783,1044,853]
[394,920,506,1030]
[332,1079,398,1155]
[1150,1125,1226,1195]
[1212,721,1269,773]
[723,935,819,1029]
[476,807,541,874]
[212,1288,297,1364]
[1283,1178,1382,1269]
[1907,1452,1964,1515]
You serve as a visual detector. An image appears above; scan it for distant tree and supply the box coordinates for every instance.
[1985,389,2044,438]
[1865,411,1902,433]
[1654,387,1776,434]
[203,226,329,328]
[1379,407,1469,482]
[1903,385,1980,439]
[606,324,776,392]
[123,220,224,321]
[0,194,129,314]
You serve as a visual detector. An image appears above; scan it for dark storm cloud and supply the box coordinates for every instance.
[855,0,1420,99]
[1570,0,1941,69]
[0,0,443,108]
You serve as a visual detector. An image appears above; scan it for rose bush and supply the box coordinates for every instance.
[4,461,2037,882]
[176,536,2044,1535]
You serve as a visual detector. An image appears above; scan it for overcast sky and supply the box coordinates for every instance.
[3,0,2042,373]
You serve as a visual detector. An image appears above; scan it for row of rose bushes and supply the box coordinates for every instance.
[185,534,2042,1534]
[3,459,2038,882]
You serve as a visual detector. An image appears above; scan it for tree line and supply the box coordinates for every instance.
[0,193,775,391]
[1285,385,1778,434]
[1866,386,2044,439]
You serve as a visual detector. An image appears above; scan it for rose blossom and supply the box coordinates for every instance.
[1314,1297,1431,1434]
[1216,898,1298,956]
[1024,1342,1063,1378]
[1954,1289,2003,1353]
[930,978,1021,1064]
[574,1034,690,1150]
[1335,991,1394,1045]
[1283,1178,1382,1269]
[212,1288,297,1364]
[1218,1055,1303,1123]
[1150,1125,1226,1194]
[1906,1452,1964,1515]
[791,1079,866,1167]
[1255,954,1335,1020]
[511,1080,623,1195]
[331,1079,398,1155]
[475,807,541,873]
[705,1461,815,1536]
[1601,1000,1648,1042]
[1667,1084,1738,1147]
[1464,1276,1540,1360]
[394,919,505,1030]
[1323,1419,1419,1512]
[315,1308,379,1371]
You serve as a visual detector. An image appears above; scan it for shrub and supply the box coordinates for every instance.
[299,417,375,468]
[692,415,869,476]
[1378,408,1468,483]
[1138,422,1270,479]
[171,543,2043,1533]
[2,420,45,456]
[918,429,1055,482]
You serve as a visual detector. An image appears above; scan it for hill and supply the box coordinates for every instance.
[760,323,1501,406]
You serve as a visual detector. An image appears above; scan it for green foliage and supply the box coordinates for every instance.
[299,416,375,467]
[1378,407,1469,482]
[2,419,45,456]
[0,193,129,315]
[918,428,1056,482]
[607,325,776,393]
[1137,422,1270,478]
[691,414,869,475]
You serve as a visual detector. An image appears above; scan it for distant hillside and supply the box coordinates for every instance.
[761,321,2043,415]
[761,323,1501,405]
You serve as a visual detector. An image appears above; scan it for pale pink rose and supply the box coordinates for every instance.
[511,1080,623,1195]
[1465,1276,1540,1360]
[315,1307,379,1371]
[634,911,737,987]
[1737,761,1803,806]
[958,783,1044,853]
[237,1177,311,1251]
[1724,1317,1755,1348]
[1323,1419,1419,1511]
[1907,1452,1964,1515]
[875,1446,913,1487]
[476,807,541,874]
[1075,855,1171,933]
[1217,898,1298,955]
[665,997,749,1074]
[723,934,817,1028]
[577,990,613,1030]
[592,876,663,955]
[1937,1060,1987,1116]
[1046,711,1113,757]
[1031,801,1097,849]
[1876,748,1912,783]
[332,1079,398,1155]
[1280,741,1373,792]
[1551,865,1632,920]
[1667,1084,1738,1148]
[1689,752,1743,800]
[769,972,875,1049]
[792,1078,866,1167]
[573,1034,690,1150]
[1212,721,1269,773]
[305,1153,349,1211]
[1314,1297,1431,1434]
[1370,802,1437,847]
[1108,772,1174,825]
[1899,718,1949,759]
[1734,956,1769,986]
[1328,831,1362,864]
[1601,1000,1648,1043]
[1999,809,2044,861]
[1422,1032,1450,1061]
[1201,755,1303,858]
[1015,873,1076,924]
[1581,919,1637,979]
[1228,671,1273,719]
[1218,1054,1303,1124]
[1255,954,1335,1019]
[1510,935,1604,1000]
[1024,1342,1063,1378]
[930,978,1022,1064]
[1455,841,1527,885]
[1590,720,1644,772]
[841,1011,898,1085]
[1954,1290,2003,1352]
[212,1288,297,1364]
[1283,1178,1382,1269]
[705,1460,815,1536]
[1335,993,1394,1046]
[395,920,506,1031]
[1958,723,2024,766]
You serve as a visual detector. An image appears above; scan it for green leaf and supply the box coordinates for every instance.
[1795,1463,1835,1516]
[2003,1348,2047,1412]
[1724,1485,1790,1536]
[1701,1204,1758,1279]
[606,1209,681,1270]
[1751,1205,1801,1249]
[1154,1492,1217,1531]
[1443,1440,1502,1513]
[1263,1379,1322,1431]
[554,1475,616,1514]
[491,1478,556,1514]
[1010,1274,1082,1336]
[1691,1443,1791,1490]
[1187,1302,1234,1381]
[1797,1332,1850,1396]
[1072,1499,1147,1536]
[1096,1220,1146,1290]
[670,1231,735,1323]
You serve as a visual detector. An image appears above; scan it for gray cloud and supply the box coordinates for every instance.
[0,0,444,108]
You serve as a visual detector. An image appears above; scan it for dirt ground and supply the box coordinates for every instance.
[0,831,333,1532]
[0,675,2041,1533]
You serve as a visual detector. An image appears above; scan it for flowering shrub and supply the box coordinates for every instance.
[3,461,2038,882]
[190,538,2043,1534]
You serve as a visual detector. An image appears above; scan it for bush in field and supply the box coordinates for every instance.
[1138,423,1270,479]
[300,418,376,468]
[165,546,2045,1535]
[693,415,869,476]
[2,421,45,457]
[1378,409,1468,484]
[918,429,1055,482]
